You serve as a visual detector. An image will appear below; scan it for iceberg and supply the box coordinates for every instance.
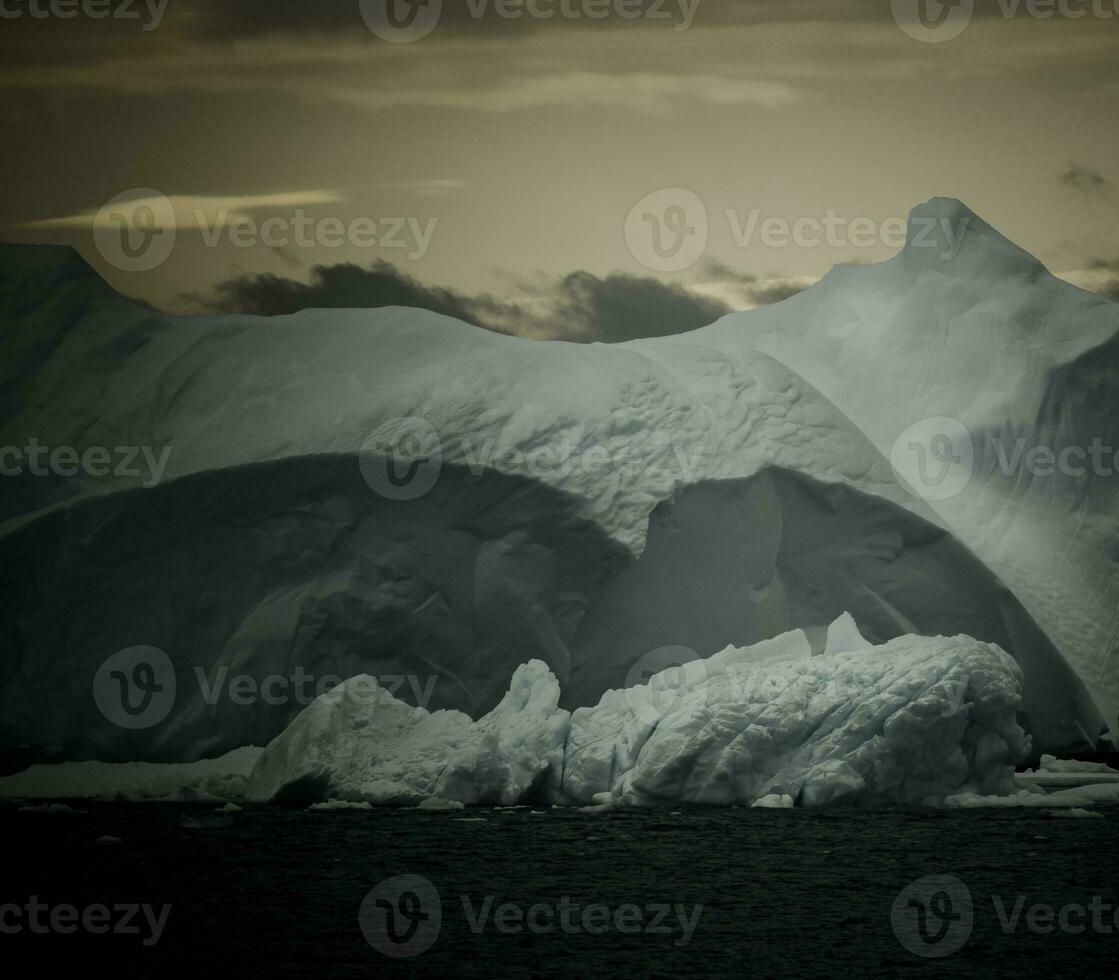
[0,214,1106,772]
[243,619,1030,808]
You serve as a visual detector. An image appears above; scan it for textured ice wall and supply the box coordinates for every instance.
[243,621,1029,808]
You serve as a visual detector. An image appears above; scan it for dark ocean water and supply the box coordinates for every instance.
[2,801,1116,978]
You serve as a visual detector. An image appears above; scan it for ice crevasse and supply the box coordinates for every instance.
[243,616,1030,808]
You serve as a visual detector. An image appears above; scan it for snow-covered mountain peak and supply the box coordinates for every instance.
[898,197,1045,280]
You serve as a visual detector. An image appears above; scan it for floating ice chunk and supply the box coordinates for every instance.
[751,794,795,809]
[1038,755,1118,774]
[1018,771,1119,788]
[1045,808,1104,819]
[0,747,261,802]
[216,803,243,813]
[245,629,1029,808]
[16,803,83,815]
[308,801,373,811]
[417,797,466,811]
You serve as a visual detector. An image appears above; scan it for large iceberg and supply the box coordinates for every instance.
[243,620,1030,808]
[0,208,1107,772]
[697,199,1119,728]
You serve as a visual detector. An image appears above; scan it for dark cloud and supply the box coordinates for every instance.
[191,260,731,342]
[700,258,756,287]
[543,270,729,341]
[699,258,808,307]
[192,260,518,331]
[1059,163,1113,197]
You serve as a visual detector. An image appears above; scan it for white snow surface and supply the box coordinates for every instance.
[243,618,1029,808]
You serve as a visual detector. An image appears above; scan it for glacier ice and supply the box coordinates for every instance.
[242,618,1030,808]
[0,199,1112,774]
[696,198,1119,728]
[0,746,261,802]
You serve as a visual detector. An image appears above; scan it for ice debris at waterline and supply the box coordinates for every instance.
[0,747,261,802]
[241,619,1029,808]
[945,753,1119,809]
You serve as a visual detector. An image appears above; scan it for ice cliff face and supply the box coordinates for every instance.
[693,198,1119,728]
[0,201,1110,773]
[243,620,1030,808]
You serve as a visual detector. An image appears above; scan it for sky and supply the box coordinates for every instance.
[1,0,1117,340]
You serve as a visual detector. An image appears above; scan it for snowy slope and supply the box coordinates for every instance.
[0,226,1108,771]
[690,199,1119,728]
